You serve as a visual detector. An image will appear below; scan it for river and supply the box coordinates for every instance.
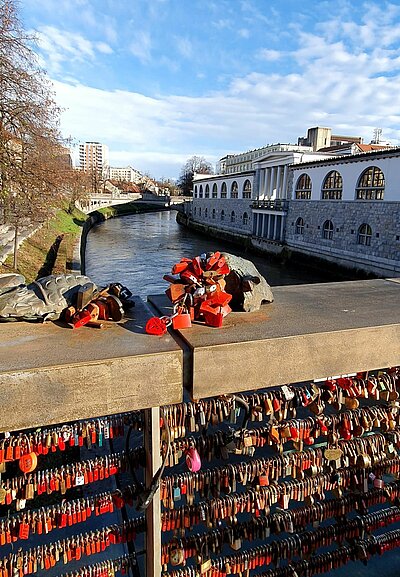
[85,210,350,294]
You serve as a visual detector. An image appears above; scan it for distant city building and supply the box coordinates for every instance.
[218,143,313,175]
[297,126,363,151]
[108,165,143,183]
[78,142,109,173]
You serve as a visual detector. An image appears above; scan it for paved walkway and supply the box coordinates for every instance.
[0,222,41,264]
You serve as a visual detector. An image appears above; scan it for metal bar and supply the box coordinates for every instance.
[145,407,162,577]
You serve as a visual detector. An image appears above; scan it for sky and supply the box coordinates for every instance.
[21,0,400,180]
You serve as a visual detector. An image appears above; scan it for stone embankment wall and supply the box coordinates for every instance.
[285,200,400,277]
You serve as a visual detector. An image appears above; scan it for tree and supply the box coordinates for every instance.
[0,0,67,268]
[177,155,213,195]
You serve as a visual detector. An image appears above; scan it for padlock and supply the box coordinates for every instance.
[172,312,192,330]
[145,317,168,336]
[72,310,92,328]
[185,447,201,472]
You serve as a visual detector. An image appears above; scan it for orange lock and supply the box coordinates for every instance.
[202,307,224,328]
[166,283,186,303]
[19,451,37,474]
[206,251,221,270]
[172,262,189,274]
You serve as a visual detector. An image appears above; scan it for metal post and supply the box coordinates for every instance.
[145,407,162,577]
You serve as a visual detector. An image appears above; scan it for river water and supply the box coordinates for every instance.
[85,210,348,294]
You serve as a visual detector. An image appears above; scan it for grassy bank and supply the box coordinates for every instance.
[0,205,87,283]
[0,202,167,283]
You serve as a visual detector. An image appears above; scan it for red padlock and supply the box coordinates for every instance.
[145,317,168,336]
[172,312,192,330]
[72,310,92,328]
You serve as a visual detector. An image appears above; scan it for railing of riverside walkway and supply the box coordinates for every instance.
[252,200,289,211]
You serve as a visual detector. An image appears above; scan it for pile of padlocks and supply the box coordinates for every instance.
[146,251,233,335]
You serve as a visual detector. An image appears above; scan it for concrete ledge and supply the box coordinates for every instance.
[0,298,183,431]
[149,279,400,399]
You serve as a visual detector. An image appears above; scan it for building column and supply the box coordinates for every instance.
[282,164,289,199]
[253,168,260,200]
[274,215,279,240]
[265,214,271,238]
[268,167,275,198]
[276,166,283,198]
[253,213,258,235]
[280,215,285,241]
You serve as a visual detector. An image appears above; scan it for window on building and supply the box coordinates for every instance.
[194,186,198,198]
[205,208,208,218]
[322,220,334,240]
[231,181,238,198]
[198,207,201,217]
[295,174,312,199]
[356,167,385,200]
[212,208,216,219]
[231,211,236,223]
[243,179,252,199]
[221,210,225,221]
[221,182,227,199]
[357,223,372,246]
[199,185,203,199]
[295,217,305,234]
[321,171,343,199]
[194,207,197,215]
[212,183,218,198]
[243,212,249,226]
[205,184,210,198]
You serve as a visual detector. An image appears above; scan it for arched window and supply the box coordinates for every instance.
[295,217,305,234]
[295,174,312,199]
[243,179,252,199]
[194,186,198,198]
[230,211,236,223]
[322,171,342,200]
[323,220,334,240]
[205,184,210,198]
[212,183,218,198]
[358,223,372,246]
[221,182,227,199]
[198,207,201,217]
[356,167,385,200]
[199,185,203,199]
[194,207,197,216]
[243,212,249,226]
[212,208,216,219]
[205,208,208,218]
[231,181,238,198]
[221,210,225,221]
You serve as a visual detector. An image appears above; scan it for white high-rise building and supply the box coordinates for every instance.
[78,142,109,173]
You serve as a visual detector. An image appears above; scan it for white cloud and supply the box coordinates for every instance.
[257,49,282,61]
[175,36,193,59]
[129,31,152,63]
[238,28,250,39]
[35,26,113,73]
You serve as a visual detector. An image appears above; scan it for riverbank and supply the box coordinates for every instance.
[0,201,165,283]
